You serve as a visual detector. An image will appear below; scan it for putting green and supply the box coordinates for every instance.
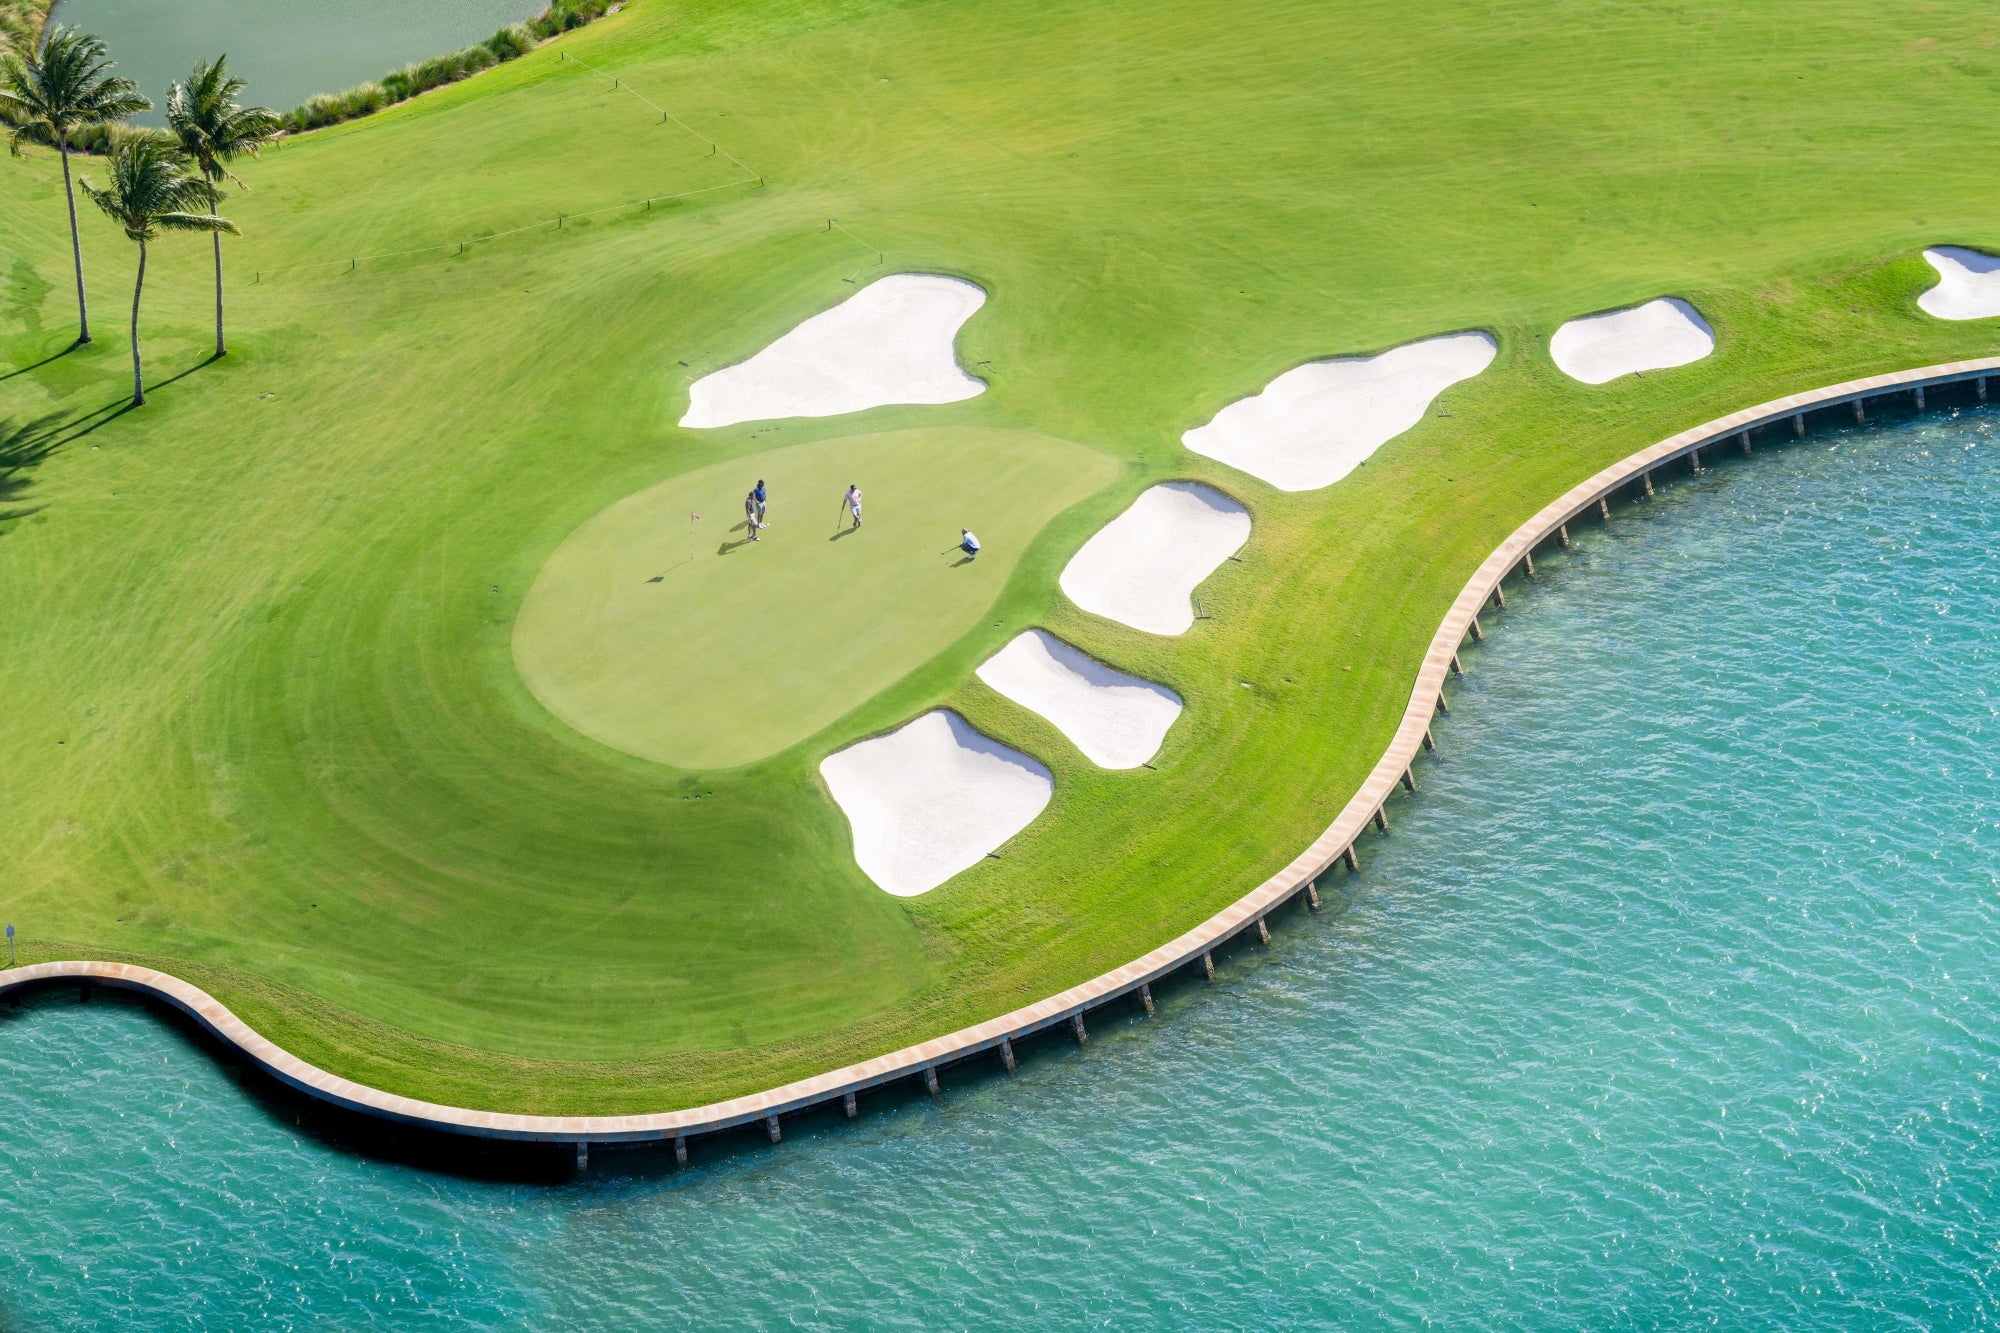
[8,0,2000,1116]
[515,428,1117,769]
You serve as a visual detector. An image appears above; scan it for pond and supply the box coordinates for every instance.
[45,0,544,121]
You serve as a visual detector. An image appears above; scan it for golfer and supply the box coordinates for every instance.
[959,528,981,558]
[744,489,764,541]
[753,478,768,522]
[844,484,863,529]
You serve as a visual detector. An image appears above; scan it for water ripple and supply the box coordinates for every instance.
[5,407,2000,1328]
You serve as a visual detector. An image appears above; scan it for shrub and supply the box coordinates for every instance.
[486,23,536,59]
[275,0,610,136]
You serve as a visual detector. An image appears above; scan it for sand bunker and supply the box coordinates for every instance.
[1549,298,1714,384]
[680,273,987,428]
[975,631,1182,769]
[1917,247,2000,320]
[819,711,1053,897]
[1059,482,1251,635]
[1182,332,1496,491]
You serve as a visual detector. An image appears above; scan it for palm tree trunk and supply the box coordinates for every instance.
[210,183,225,358]
[129,238,146,407]
[59,133,90,345]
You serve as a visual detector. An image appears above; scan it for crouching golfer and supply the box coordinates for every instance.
[960,528,981,559]
[843,483,863,529]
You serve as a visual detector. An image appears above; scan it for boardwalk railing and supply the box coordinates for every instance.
[8,354,1999,1157]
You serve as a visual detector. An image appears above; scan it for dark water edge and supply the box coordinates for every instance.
[44,0,544,122]
[3,394,1998,1328]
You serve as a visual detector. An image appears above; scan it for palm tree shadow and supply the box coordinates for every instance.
[0,414,67,528]
[0,343,81,385]
[144,355,220,397]
[51,396,138,448]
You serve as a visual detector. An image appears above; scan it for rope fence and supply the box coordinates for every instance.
[250,51,765,283]
[825,218,886,282]
[559,50,763,186]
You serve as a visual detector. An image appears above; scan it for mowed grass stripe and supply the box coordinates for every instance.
[3,0,1998,1111]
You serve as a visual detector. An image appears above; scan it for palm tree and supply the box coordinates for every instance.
[0,27,151,346]
[165,56,277,358]
[79,133,237,407]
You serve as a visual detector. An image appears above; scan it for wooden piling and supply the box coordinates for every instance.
[923,1065,939,1096]
[1000,1034,1017,1073]
[1642,471,1655,498]
[1434,691,1450,716]
[1202,950,1216,981]
[1598,497,1612,521]
[1140,982,1155,1015]
[1523,551,1536,577]
[1916,385,1926,410]
[1469,615,1484,643]
[1450,653,1463,676]
[1557,524,1570,548]
[766,1114,781,1144]
[674,1135,688,1164]
[1853,399,1865,423]
[576,1142,589,1172]
[1306,879,1321,911]
[1740,430,1751,455]
[1255,917,1271,946]
[843,1092,857,1118]
[1421,726,1435,752]
[1980,377,1989,403]
[1373,806,1390,833]
[1793,412,1805,436]
[1691,446,1702,474]
[1401,768,1417,792]
[1341,845,1360,874]
[1071,1013,1087,1044]
[1491,584,1506,609]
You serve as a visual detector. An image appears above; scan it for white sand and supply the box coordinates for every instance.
[1058,482,1251,635]
[1548,298,1714,384]
[1917,247,2000,320]
[1182,332,1496,491]
[680,274,987,428]
[819,710,1052,897]
[975,631,1183,769]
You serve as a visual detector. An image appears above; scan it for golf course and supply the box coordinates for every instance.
[5,0,2000,1118]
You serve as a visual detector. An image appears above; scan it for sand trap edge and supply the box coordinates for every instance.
[975,630,1183,769]
[818,710,1053,897]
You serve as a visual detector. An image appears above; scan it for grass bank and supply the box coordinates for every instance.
[2,0,1997,1114]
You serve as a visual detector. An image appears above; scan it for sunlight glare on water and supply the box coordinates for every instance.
[2,403,1998,1328]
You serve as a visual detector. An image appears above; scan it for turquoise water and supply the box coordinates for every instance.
[45,0,543,122]
[5,403,2000,1328]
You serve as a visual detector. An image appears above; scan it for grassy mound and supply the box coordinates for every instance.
[3,0,1998,1113]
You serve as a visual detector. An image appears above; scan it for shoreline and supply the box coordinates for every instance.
[8,351,1996,1161]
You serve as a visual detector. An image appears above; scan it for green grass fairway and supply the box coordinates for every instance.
[516,427,1117,768]
[6,0,2000,1114]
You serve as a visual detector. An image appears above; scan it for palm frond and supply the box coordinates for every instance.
[166,54,277,188]
[154,209,241,235]
[1,27,150,139]
[78,131,237,241]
